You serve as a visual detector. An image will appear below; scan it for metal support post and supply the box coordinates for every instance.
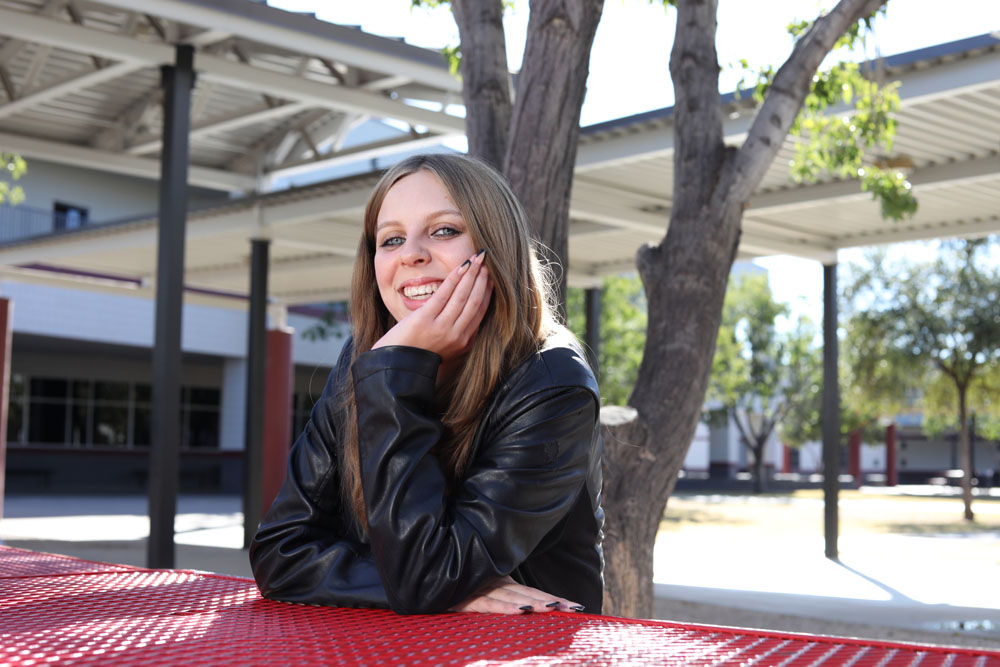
[822,262,840,560]
[0,298,12,522]
[243,238,269,548]
[148,45,194,569]
[584,287,601,377]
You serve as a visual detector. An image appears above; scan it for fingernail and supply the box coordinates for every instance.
[545,601,561,608]
[519,605,533,613]
[459,258,471,272]
[476,248,487,257]
[570,605,585,612]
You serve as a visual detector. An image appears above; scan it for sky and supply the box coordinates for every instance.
[269,0,999,326]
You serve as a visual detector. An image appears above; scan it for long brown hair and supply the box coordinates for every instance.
[339,153,559,533]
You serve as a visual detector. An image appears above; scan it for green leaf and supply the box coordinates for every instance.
[1,153,27,205]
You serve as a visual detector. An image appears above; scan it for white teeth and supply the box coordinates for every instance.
[402,282,440,299]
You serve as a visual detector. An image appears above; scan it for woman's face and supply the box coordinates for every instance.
[373,170,478,323]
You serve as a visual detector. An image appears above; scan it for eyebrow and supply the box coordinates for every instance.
[375,208,464,231]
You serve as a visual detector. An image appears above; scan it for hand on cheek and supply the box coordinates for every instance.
[372,249,492,364]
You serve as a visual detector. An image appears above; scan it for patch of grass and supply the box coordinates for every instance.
[876,522,1000,535]
[659,508,749,531]
[662,490,1000,541]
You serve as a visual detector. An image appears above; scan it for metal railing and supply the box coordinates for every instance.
[0,204,86,244]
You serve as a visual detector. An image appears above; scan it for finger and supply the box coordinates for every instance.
[418,256,472,319]
[437,250,485,324]
[457,278,492,353]
[451,596,536,615]
[452,265,491,335]
[485,582,573,613]
[502,585,583,612]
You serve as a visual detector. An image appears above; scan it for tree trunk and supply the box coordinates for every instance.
[599,0,886,618]
[752,444,766,494]
[600,406,680,618]
[504,0,604,308]
[957,386,974,521]
[451,0,512,170]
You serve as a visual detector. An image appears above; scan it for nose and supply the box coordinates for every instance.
[400,237,430,265]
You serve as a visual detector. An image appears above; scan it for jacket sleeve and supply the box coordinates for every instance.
[352,345,599,614]
[249,343,389,609]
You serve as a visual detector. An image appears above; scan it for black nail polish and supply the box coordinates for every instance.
[460,259,471,269]
[545,601,561,608]
[476,248,487,257]
[519,605,533,613]
[570,605,585,612]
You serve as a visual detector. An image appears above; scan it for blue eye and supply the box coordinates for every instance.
[380,235,404,247]
[432,227,460,238]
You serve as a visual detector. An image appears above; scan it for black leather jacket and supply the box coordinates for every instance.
[249,328,604,614]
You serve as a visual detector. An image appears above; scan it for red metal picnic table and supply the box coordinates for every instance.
[1,546,998,666]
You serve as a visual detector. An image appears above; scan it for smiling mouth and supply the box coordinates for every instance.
[402,282,441,300]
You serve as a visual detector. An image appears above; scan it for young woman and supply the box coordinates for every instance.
[249,153,604,615]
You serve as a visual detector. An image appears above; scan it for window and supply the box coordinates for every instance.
[28,378,68,444]
[6,373,24,443]
[182,386,220,449]
[91,381,129,446]
[53,202,89,230]
[13,375,221,450]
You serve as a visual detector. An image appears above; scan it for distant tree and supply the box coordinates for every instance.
[843,237,1000,520]
[1,153,26,205]
[706,273,822,492]
[566,274,646,406]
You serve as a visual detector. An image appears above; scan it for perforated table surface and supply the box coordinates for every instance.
[2,546,998,666]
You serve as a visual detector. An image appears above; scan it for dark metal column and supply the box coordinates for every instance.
[0,298,12,522]
[148,45,195,569]
[243,238,269,548]
[584,286,602,376]
[822,262,840,560]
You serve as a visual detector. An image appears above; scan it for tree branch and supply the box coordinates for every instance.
[721,0,887,208]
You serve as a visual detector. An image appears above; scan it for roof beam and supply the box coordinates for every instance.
[833,216,1000,250]
[894,49,1000,105]
[0,0,69,67]
[21,43,53,93]
[0,60,140,120]
[93,87,163,151]
[91,0,461,93]
[186,253,352,282]
[127,100,313,154]
[194,54,463,134]
[0,185,368,265]
[263,132,457,184]
[748,155,1000,214]
[0,131,254,191]
[0,7,464,134]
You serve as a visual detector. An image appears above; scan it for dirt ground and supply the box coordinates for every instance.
[649,488,1000,650]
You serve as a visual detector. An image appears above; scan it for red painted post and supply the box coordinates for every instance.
[885,423,898,487]
[0,298,11,521]
[782,444,791,474]
[848,430,862,485]
[260,328,294,517]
